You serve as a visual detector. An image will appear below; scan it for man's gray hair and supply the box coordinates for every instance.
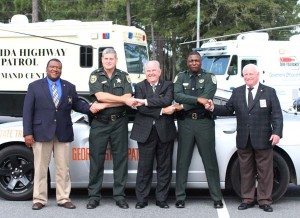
[102,48,118,58]
[242,63,260,74]
[144,60,160,71]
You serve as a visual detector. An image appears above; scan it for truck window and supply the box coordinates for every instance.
[241,59,257,76]
[201,55,230,75]
[80,46,93,67]
[124,43,147,74]
[227,55,238,75]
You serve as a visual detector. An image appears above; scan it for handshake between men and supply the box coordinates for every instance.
[125,96,214,112]
[198,97,214,111]
[125,97,177,115]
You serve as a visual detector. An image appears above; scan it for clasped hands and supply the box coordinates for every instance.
[125,98,146,108]
[125,97,177,115]
[198,97,214,110]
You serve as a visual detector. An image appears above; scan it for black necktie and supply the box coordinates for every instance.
[190,74,197,96]
[248,87,254,108]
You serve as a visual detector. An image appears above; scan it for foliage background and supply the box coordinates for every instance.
[1,0,299,79]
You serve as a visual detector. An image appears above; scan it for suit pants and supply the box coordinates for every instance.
[136,126,173,202]
[237,147,273,205]
[88,116,128,202]
[176,118,222,201]
[32,138,71,204]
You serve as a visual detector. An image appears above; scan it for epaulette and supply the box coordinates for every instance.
[91,68,103,75]
[201,69,213,75]
[117,69,129,75]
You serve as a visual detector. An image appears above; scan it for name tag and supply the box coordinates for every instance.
[260,99,267,107]
[183,83,189,86]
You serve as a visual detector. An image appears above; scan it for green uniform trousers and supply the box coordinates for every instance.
[175,118,222,201]
[88,116,128,201]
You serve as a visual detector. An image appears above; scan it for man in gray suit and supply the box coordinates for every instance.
[130,60,177,209]
[206,64,283,212]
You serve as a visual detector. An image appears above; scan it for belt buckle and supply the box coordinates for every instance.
[192,113,197,120]
[111,115,117,121]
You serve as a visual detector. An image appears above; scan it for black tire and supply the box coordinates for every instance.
[230,151,290,202]
[0,145,34,201]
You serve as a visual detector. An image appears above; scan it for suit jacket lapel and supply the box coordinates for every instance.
[59,80,67,107]
[41,78,55,105]
[155,79,163,94]
[248,83,264,111]
[240,85,248,109]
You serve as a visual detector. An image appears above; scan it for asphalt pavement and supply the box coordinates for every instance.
[1,185,299,218]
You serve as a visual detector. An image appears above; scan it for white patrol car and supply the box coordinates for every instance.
[0,93,300,202]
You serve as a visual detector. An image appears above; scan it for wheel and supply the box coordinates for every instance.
[0,145,34,200]
[230,151,290,202]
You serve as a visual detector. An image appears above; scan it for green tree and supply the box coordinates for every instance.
[1,0,299,77]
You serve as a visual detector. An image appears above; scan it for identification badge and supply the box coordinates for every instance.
[260,99,267,107]
[183,83,189,86]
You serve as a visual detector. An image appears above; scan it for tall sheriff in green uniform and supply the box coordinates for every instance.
[87,48,133,210]
[173,51,223,209]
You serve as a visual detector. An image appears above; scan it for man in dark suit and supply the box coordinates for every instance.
[206,64,283,212]
[23,58,97,210]
[130,60,177,209]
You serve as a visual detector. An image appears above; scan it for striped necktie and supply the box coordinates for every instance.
[52,82,59,107]
[152,85,156,93]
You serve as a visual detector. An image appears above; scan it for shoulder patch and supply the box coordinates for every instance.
[126,75,131,83]
[211,74,217,84]
[90,75,97,84]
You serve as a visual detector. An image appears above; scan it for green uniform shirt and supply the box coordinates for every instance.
[173,69,217,111]
[89,68,133,114]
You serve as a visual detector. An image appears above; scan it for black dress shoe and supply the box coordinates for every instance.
[135,202,148,209]
[175,200,185,208]
[259,204,273,212]
[238,202,255,210]
[32,202,45,210]
[156,201,169,208]
[116,199,129,209]
[86,200,99,209]
[214,200,223,209]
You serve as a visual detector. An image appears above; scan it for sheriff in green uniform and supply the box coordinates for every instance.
[173,51,223,209]
[87,48,133,210]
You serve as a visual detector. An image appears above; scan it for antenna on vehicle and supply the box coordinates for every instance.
[180,24,300,45]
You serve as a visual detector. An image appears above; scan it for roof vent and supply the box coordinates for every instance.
[237,32,269,41]
[10,14,29,24]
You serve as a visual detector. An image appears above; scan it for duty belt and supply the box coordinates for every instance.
[186,111,211,120]
[94,111,126,123]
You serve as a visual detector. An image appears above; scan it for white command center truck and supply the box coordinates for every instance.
[197,32,300,110]
[0,14,149,119]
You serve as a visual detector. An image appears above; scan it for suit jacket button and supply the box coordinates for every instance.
[54,119,56,122]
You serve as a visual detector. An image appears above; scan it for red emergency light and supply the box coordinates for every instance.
[142,35,146,41]
[102,33,110,39]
